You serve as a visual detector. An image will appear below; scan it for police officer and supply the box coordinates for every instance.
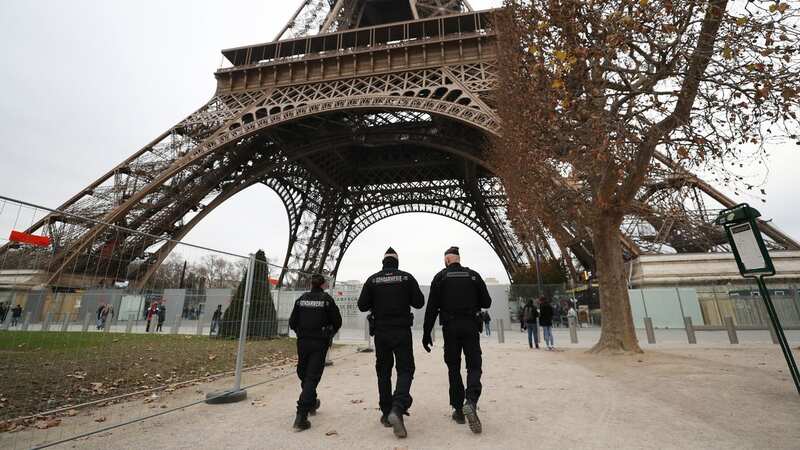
[358,247,424,439]
[422,246,492,434]
[288,274,342,431]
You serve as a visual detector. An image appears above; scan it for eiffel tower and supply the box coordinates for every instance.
[3,0,798,288]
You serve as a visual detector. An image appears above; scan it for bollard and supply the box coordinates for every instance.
[22,312,32,331]
[126,317,134,334]
[684,316,697,345]
[60,315,70,332]
[768,321,780,345]
[497,319,505,344]
[569,317,579,344]
[724,316,739,344]
[644,317,656,344]
[82,312,92,332]
[42,313,52,332]
[171,314,181,335]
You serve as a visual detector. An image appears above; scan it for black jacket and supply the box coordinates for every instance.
[289,288,343,339]
[523,304,539,324]
[538,303,554,327]
[423,263,492,334]
[358,261,424,329]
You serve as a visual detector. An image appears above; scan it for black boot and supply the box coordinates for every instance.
[387,408,408,438]
[309,399,321,416]
[452,408,466,424]
[462,401,482,434]
[293,412,310,432]
[380,414,392,428]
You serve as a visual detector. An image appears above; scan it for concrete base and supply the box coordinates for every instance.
[205,389,247,405]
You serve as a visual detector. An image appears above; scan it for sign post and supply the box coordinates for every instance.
[716,204,800,395]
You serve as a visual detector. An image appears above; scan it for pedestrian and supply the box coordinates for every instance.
[567,305,578,327]
[481,310,491,337]
[288,273,342,432]
[522,299,540,349]
[146,302,158,332]
[11,304,23,327]
[100,303,113,330]
[0,302,7,323]
[210,305,223,336]
[357,247,425,439]
[157,303,166,332]
[539,297,555,350]
[96,303,106,330]
[422,246,492,434]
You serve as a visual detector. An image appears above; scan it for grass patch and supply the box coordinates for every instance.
[0,331,297,422]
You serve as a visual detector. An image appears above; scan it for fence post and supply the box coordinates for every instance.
[60,315,70,332]
[171,314,181,335]
[644,317,656,344]
[497,319,505,344]
[569,316,578,344]
[768,320,779,345]
[42,313,52,332]
[684,316,697,344]
[724,316,739,344]
[126,317,134,334]
[82,312,91,332]
[22,312,31,331]
[206,253,256,405]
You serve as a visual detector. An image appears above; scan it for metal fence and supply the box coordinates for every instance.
[0,195,342,449]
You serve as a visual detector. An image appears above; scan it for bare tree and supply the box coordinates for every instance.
[493,0,800,353]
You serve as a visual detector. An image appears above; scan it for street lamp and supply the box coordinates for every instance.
[715,204,800,395]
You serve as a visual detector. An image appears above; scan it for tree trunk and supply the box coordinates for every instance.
[589,215,643,354]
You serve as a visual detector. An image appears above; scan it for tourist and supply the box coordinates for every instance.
[100,303,113,330]
[539,297,554,350]
[288,273,342,432]
[96,303,106,330]
[156,303,166,332]
[522,299,539,349]
[482,310,492,337]
[423,246,492,434]
[0,302,8,323]
[210,305,223,335]
[11,304,23,327]
[146,302,158,332]
[357,247,425,439]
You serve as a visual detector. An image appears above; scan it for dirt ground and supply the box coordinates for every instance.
[4,337,798,450]
[0,332,296,421]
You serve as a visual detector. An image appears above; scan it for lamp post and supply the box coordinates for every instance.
[716,204,800,395]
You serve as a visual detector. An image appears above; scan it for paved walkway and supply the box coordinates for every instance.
[8,330,798,450]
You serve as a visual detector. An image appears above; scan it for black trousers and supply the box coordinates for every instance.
[374,328,415,415]
[442,318,482,409]
[296,337,329,414]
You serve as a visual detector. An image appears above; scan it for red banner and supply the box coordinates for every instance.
[9,231,51,247]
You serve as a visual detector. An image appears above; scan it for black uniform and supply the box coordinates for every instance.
[423,263,491,410]
[358,259,425,416]
[289,287,342,414]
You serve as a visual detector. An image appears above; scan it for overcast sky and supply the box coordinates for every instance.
[0,0,797,285]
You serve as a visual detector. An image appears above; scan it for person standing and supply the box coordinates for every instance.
[422,246,492,434]
[358,247,424,439]
[0,302,8,323]
[100,303,113,330]
[288,274,342,432]
[539,297,555,350]
[96,303,106,330]
[210,305,223,336]
[481,310,491,337]
[11,304,22,327]
[156,304,166,332]
[146,302,158,332]
[522,299,540,349]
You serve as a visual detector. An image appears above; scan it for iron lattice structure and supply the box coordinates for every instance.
[3,1,798,287]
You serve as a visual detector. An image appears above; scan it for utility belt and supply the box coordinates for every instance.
[440,310,483,332]
[368,312,414,335]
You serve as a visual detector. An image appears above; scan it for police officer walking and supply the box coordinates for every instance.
[358,247,424,439]
[422,246,492,434]
[289,274,342,431]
